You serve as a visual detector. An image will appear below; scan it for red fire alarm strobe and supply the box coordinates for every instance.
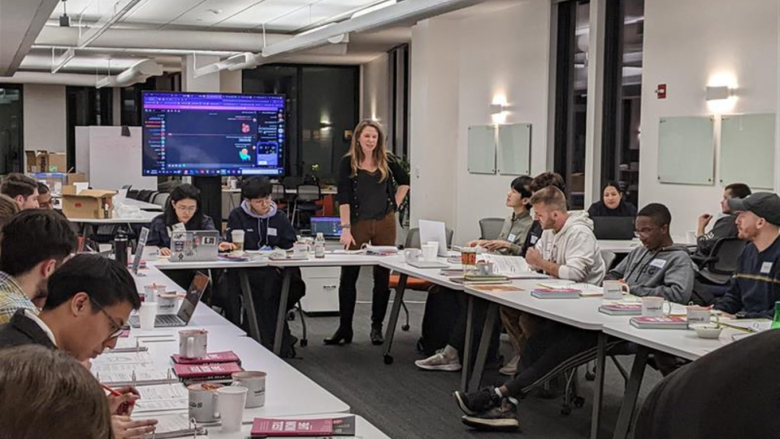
[656,84,667,99]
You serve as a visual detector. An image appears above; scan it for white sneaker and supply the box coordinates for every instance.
[499,354,520,376]
[415,349,462,371]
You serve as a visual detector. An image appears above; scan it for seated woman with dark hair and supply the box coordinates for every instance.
[587,181,637,218]
[147,183,234,256]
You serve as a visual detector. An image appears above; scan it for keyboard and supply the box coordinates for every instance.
[156,314,185,327]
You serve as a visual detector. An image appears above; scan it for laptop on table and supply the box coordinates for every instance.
[170,230,220,262]
[129,272,209,328]
[310,217,342,239]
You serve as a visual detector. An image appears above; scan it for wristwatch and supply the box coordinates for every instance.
[341,224,351,229]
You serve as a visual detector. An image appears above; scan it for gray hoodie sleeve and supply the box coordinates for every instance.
[631,252,695,304]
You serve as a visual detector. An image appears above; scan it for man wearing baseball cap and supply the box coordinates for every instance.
[715,192,780,319]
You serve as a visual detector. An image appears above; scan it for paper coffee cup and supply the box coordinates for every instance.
[139,302,157,330]
[232,371,267,408]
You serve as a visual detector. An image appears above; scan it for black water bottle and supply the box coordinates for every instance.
[114,231,128,268]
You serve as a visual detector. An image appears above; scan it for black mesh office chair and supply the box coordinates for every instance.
[292,184,322,231]
[694,237,747,285]
[479,218,505,240]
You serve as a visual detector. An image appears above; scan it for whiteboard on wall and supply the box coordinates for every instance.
[497,123,531,175]
[467,125,496,174]
[87,127,157,191]
[720,113,776,189]
[657,116,715,185]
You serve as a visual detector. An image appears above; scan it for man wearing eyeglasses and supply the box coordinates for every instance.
[0,253,157,439]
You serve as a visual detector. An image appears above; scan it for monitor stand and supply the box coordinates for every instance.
[194,177,222,226]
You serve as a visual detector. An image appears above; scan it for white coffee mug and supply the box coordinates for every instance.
[179,329,208,359]
[157,293,178,315]
[293,242,310,257]
[602,280,630,300]
[217,386,248,433]
[421,242,438,262]
[403,248,422,263]
[143,284,164,303]
[477,261,494,275]
[138,302,157,330]
[232,371,267,408]
[641,296,672,318]
[686,306,713,325]
[188,383,222,423]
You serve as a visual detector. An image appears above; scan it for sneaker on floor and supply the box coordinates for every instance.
[499,354,520,376]
[415,349,462,372]
[453,386,502,416]
[461,399,519,432]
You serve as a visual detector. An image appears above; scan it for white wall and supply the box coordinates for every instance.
[361,53,390,123]
[410,0,552,243]
[23,83,66,152]
[639,0,779,235]
[220,69,242,94]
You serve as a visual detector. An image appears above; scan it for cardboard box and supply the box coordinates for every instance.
[66,173,87,185]
[62,189,115,219]
[25,151,37,173]
[48,152,67,173]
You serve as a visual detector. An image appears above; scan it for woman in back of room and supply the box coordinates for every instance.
[325,119,410,346]
[147,183,234,256]
[587,181,637,218]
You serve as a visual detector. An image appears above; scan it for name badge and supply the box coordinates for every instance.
[761,262,773,274]
[649,259,667,269]
[530,235,539,245]
[267,227,278,237]
[507,233,517,242]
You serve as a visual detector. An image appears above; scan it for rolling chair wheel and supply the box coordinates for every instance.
[585,371,596,381]
[574,396,585,408]
[287,310,296,321]
[383,354,394,365]
[561,406,572,416]
[300,339,308,347]
[402,324,410,331]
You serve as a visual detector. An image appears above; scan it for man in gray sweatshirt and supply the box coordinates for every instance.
[453,203,695,431]
[606,203,695,303]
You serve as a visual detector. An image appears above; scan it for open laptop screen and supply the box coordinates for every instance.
[176,272,209,324]
[311,217,342,238]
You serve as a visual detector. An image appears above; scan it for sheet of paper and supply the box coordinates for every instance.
[94,351,153,365]
[721,319,772,333]
[133,384,189,413]
[482,255,532,277]
[96,368,174,386]
[92,361,157,375]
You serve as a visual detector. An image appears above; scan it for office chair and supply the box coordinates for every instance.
[292,184,322,231]
[152,192,170,208]
[271,183,288,214]
[389,227,454,332]
[479,218,505,240]
[601,250,617,272]
[694,237,747,285]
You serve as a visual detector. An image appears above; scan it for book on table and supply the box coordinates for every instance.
[171,350,241,365]
[251,416,357,437]
[530,288,581,299]
[598,303,642,316]
[450,274,510,285]
[629,316,688,329]
[173,362,243,384]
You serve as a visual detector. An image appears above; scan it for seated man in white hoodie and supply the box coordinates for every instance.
[453,186,606,431]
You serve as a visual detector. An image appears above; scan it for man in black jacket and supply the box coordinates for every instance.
[225,177,303,357]
[694,183,751,258]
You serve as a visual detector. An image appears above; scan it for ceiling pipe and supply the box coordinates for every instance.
[0,71,100,86]
[95,59,163,88]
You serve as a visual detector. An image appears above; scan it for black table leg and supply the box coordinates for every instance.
[590,332,607,439]
[468,301,498,392]
[460,295,475,392]
[238,269,260,343]
[273,268,293,356]
[612,346,650,439]
[382,273,408,365]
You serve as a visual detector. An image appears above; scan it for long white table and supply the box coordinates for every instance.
[206,414,390,439]
[122,198,163,211]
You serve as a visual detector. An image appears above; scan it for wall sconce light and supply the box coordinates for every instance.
[705,85,733,101]
[490,103,506,114]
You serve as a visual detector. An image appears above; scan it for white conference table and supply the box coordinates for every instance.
[598,236,696,255]
[122,198,163,211]
[151,252,383,355]
[68,210,160,225]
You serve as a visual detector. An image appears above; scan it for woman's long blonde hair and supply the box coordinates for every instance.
[348,119,390,182]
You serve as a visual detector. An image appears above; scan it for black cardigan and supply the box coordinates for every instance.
[336,154,410,223]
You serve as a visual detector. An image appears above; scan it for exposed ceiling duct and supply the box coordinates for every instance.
[260,0,481,58]
[0,71,101,86]
[95,58,162,88]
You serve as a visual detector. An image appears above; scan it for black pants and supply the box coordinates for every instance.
[227,268,295,357]
[504,322,599,397]
[449,295,501,364]
[338,265,391,328]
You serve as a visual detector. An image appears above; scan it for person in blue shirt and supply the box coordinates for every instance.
[147,184,233,255]
[225,177,303,358]
[715,192,780,319]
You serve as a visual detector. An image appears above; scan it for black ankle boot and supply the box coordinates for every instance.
[324,326,353,345]
[370,325,384,345]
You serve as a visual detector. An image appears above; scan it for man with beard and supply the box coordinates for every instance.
[714,192,780,318]
[0,210,77,323]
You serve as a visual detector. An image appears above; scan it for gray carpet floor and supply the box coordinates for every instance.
[283,267,663,439]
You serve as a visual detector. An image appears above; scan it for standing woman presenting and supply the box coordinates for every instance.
[325,120,410,346]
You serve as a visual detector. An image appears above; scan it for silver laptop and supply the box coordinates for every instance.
[419,219,449,257]
[130,272,209,328]
[170,230,220,262]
